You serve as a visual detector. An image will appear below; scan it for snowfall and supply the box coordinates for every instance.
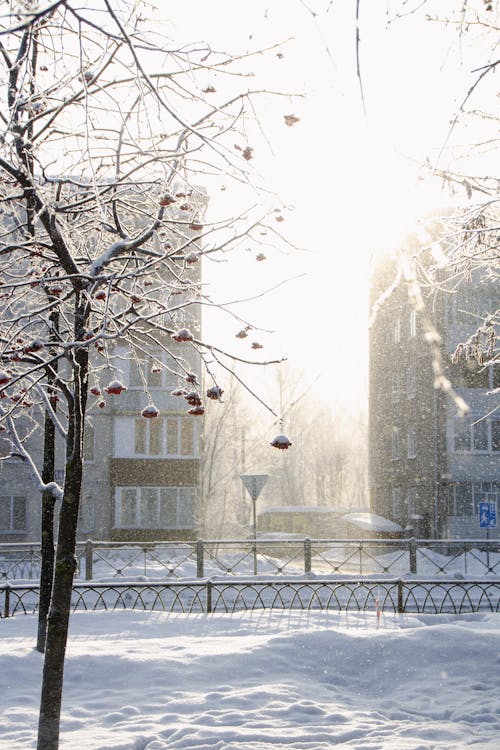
[0,606,498,750]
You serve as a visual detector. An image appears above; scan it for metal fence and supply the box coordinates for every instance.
[1,578,499,617]
[1,537,499,581]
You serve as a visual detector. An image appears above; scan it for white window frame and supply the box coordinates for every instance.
[394,316,401,345]
[391,427,400,460]
[392,487,403,519]
[407,426,416,459]
[407,487,416,516]
[453,417,499,454]
[406,365,416,399]
[409,308,416,338]
[127,352,180,390]
[114,416,198,458]
[114,486,196,530]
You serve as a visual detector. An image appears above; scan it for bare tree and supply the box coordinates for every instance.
[0,2,292,748]
[366,1,499,375]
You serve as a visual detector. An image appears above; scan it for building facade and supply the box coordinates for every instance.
[0,192,204,544]
[369,242,499,539]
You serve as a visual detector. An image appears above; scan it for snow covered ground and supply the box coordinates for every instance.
[1,609,499,749]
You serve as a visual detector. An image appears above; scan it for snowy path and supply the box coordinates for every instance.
[1,610,499,749]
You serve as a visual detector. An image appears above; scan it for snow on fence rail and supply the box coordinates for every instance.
[1,538,499,582]
[1,578,499,618]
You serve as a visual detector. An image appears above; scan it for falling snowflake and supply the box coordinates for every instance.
[242,146,253,161]
[284,114,300,127]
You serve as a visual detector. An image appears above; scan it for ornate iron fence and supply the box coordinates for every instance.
[1,578,499,618]
[1,538,499,581]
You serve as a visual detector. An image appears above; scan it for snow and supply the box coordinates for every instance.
[343,513,404,533]
[1,609,499,749]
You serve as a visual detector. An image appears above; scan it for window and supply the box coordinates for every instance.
[78,496,95,533]
[472,420,488,451]
[84,423,94,462]
[391,427,400,460]
[454,418,470,452]
[409,308,416,338]
[407,487,416,516]
[0,496,27,532]
[454,418,499,453]
[114,416,197,458]
[406,366,416,399]
[393,316,401,345]
[392,487,403,518]
[492,420,500,452]
[128,353,179,390]
[407,426,416,459]
[448,482,500,517]
[115,486,196,529]
[391,372,402,402]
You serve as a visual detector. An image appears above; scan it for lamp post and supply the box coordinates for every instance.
[240,474,268,574]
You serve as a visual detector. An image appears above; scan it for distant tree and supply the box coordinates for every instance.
[0,2,291,748]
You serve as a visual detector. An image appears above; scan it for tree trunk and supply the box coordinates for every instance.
[36,488,56,654]
[37,312,60,654]
[37,339,88,750]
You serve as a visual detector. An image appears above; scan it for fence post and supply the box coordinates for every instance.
[397,579,404,613]
[409,537,417,575]
[3,584,10,618]
[206,579,212,613]
[196,539,204,578]
[85,540,93,581]
[304,538,311,575]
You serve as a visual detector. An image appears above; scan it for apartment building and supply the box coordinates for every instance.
[369,241,499,539]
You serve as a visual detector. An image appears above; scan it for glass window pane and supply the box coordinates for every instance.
[141,488,157,528]
[0,497,10,530]
[160,488,177,527]
[456,484,473,516]
[166,418,179,455]
[129,358,145,388]
[180,419,193,456]
[84,424,94,462]
[454,419,470,451]
[148,358,162,388]
[491,420,500,452]
[473,420,488,451]
[121,489,137,526]
[12,497,26,530]
[135,419,146,454]
[178,487,194,527]
[149,419,163,456]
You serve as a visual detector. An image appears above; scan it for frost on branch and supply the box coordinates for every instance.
[172,328,194,343]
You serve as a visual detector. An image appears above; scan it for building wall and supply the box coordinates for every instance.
[369,243,499,539]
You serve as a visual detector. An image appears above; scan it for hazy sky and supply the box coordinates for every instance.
[163,1,488,411]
